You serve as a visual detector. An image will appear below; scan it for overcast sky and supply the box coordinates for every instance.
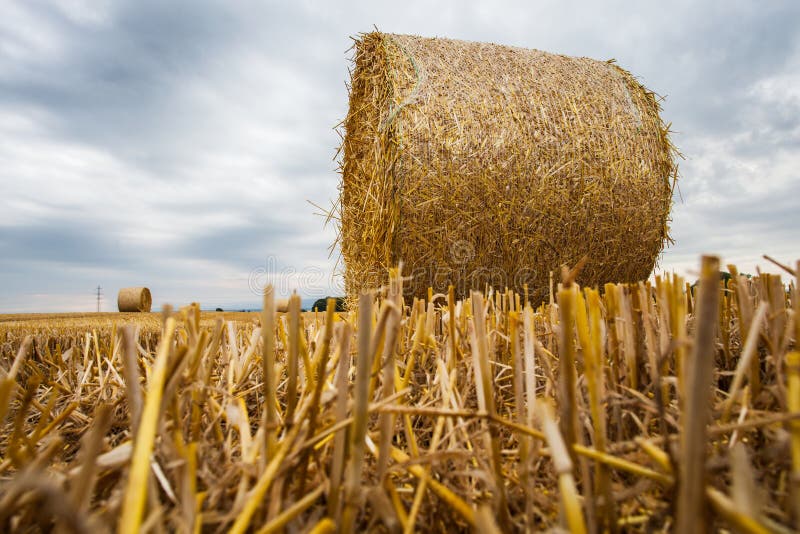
[1,0,798,312]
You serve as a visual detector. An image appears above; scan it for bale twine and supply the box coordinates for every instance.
[338,32,677,303]
[117,287,152,313]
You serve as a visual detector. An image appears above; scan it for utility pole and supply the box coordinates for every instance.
[96,285,103,312]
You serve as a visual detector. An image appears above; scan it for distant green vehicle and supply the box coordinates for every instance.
[690,271,752,294]
[311,297,347,312]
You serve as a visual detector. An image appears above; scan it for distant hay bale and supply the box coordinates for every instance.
[118,287,152,313]
[338,32,677,303]
[276,298,289,313]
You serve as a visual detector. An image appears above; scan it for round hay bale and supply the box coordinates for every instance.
[276,298,289,313]
[117,287,152,313]
[338,32,677,303]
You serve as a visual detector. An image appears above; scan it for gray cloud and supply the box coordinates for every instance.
[0,219,125,264]
[178,221,304,265]
[1,0,798,311]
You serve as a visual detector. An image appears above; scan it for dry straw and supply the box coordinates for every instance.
[338,32,677,302]
[1,255,797,531]
[117,287,152,312]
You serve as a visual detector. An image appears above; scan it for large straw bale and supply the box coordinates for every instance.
[117,287,152,312]
[338,32,677,302]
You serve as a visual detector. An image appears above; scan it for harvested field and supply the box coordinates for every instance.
[0,311,259,331]
[0,257,798,532]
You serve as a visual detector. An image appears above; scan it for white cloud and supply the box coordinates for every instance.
[0,3,66,69]
[51,0,113,27]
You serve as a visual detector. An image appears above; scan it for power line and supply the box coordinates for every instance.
[96,285,103,312]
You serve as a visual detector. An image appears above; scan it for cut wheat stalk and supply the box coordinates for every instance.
[676,255,720,534]
[340,291,374,532]
[119,316,176,534]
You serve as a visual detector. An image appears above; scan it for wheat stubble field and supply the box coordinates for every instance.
[0,257,798,532]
